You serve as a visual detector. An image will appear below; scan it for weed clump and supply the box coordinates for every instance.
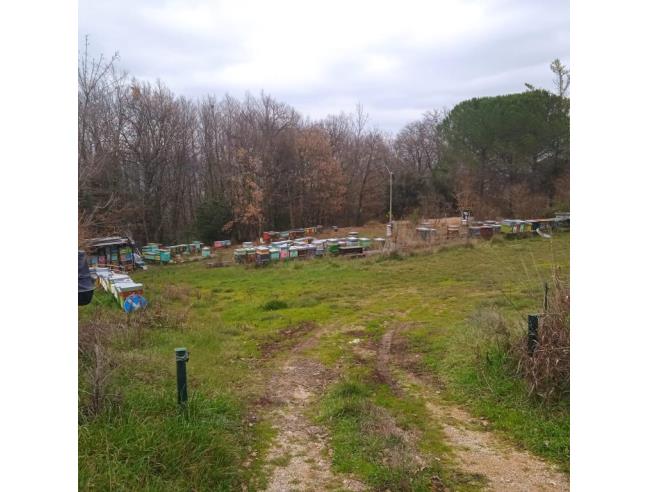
[261,299,288,311]
[465,308,519,361]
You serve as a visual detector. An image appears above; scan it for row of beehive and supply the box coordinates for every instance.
[261,226,321,244]
[417,214,569,241]
[93,267,147,312]
[233,235,379,265]
[142,241,205,264]
[142,240,233,263]
[416,222,503,240]
[500,216,569,234]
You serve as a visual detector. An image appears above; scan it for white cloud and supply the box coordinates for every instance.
[79,0,569,131]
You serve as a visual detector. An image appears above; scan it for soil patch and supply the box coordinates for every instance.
[260,322,317,359]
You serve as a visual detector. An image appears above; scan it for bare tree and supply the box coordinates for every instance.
[79,46,568,243]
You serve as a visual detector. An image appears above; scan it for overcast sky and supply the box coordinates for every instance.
[79,0,569,133]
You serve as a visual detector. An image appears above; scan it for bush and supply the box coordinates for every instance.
[516,269,570,403]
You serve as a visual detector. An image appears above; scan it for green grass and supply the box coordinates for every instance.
[318,371,485,491]
[319,377,424,490]
[79,233,569,489]
[78,391,256,491]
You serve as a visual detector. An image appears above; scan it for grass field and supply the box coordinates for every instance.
[79,233,569,490]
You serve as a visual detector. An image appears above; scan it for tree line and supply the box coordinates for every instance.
[79,43,569,245]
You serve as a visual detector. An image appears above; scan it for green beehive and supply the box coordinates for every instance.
[269,248,280,261]
[500,220,515,234]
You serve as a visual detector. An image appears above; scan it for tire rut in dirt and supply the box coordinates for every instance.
[261,328,366,492]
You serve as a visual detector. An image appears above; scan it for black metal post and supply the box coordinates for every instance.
[175,347,189,405]
[544,282,549,312]
[528,315,539,355]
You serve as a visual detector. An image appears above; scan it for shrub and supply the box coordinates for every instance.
[78,316,121,417]
[516,269,570,403]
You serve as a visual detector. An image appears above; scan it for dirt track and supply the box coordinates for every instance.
[257,323,568,491]
[382,329,569,492]
[262,328,366,492]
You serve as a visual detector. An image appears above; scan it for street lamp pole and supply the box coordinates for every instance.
[383,163,393,225]
[382,164,394,250]
[389,170,393,225]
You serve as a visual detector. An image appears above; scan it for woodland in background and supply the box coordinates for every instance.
[79,44,569,245]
